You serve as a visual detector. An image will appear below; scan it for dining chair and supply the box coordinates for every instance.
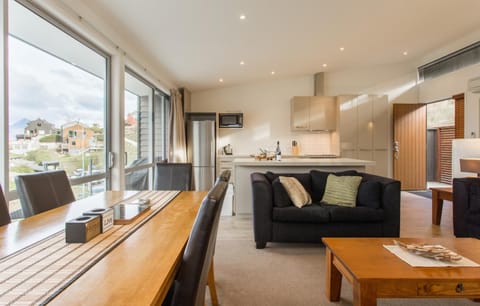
[163,174,228,306]
[15,170,75,217]
[153,162,193,191]
[217,169,231,183]
[0,184,11,226]
[125,157,149,190]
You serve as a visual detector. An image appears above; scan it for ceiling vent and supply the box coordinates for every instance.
[468,76,480,93]
[418,41,480,81]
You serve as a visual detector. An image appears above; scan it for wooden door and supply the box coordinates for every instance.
[393,104,426,190]
[453,93,465,139]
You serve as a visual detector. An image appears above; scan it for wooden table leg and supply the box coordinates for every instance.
[431,190,443,225]
[326,248,342,301]
[353,281,377,306]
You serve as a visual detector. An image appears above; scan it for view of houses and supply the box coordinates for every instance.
[9,118,105,189]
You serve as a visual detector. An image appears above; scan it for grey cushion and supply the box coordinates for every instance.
[310,170,359,202]
[272,203,330,223]
[357,181,382,209]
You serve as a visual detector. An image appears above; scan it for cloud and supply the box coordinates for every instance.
[9,37,106,128]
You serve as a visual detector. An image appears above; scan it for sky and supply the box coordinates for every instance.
[9,36,138,140]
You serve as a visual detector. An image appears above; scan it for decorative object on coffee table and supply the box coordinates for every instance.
[393,240,462,262]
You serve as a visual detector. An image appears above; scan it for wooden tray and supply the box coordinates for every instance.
[113,203,150,225]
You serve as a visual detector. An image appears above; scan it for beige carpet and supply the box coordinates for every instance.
[212,239,478,306]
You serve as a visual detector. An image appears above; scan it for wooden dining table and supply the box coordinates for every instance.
[0,190,207,305]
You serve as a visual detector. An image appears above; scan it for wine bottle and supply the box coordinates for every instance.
[275,141,282,161]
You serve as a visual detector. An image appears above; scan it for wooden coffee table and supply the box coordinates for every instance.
[323,237,480,306]
[430,187,453,225]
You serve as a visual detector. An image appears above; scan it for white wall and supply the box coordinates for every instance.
[192,75,339,155]
[418,63,480,138]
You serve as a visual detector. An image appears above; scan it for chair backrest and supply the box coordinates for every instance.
[167,179,228,306]
[0,184,11,226]
[216,169,231,183]
[15,170,75,217]
[154,162,192,191]
[125,157,149,190]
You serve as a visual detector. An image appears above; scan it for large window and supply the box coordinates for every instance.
[124,70,169,190]
[8,1,109,216]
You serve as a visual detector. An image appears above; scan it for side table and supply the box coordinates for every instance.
[429,187,452,225]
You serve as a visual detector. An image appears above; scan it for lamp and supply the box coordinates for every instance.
[460,158,480,177]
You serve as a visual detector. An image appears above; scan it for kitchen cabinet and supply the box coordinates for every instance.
[338,94,390,176]
[291,96,336,131]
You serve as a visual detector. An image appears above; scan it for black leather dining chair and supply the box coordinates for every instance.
[153,162,193,191]
[15,170,75,217]
[216,169,231,183]
[163,173,229,306]
[0,184,11,226]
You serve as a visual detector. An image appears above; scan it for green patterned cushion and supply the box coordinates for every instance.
[321,174,362,207]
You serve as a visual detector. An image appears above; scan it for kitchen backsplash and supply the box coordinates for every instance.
[217,131,339,156]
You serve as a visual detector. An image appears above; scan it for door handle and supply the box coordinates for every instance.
[393,141,399,160]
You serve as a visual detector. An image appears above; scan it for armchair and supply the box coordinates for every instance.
[453,177,480,238]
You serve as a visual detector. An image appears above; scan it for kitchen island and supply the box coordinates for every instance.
[233,157,375,214]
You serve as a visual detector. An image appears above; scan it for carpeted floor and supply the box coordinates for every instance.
[212,239,478,306]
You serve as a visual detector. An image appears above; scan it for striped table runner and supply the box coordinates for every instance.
[0,190,179,306]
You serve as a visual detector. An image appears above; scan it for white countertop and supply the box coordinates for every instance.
[232,157,375,166]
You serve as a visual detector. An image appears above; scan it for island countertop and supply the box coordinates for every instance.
[232,157,375,167]
[232,157,375,215]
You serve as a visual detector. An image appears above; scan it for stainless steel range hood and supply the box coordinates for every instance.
[313,72,325,96]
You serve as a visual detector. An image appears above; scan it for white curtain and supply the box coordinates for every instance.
[168,89,187,162]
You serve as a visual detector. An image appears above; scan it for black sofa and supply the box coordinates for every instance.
[251,170,401,249]
[453,177,480,238]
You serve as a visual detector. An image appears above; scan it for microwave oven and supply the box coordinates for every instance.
[218,113,243,128]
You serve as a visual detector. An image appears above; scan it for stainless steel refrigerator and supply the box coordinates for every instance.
[186,119,216,191]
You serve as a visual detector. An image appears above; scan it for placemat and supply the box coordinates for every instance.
[0,190,179,305]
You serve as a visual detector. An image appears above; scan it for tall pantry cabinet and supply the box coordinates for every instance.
[338,94,390,177]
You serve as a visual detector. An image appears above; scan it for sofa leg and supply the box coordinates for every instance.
[256,241,266,249]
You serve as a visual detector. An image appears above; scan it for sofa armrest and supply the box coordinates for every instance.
[453,177,480,237]
[361,173,401,237]
[251,172,274,246]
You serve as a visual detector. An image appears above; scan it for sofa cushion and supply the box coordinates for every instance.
[310,170,359,202]
[357,180,382,209]
[265,171,312,195]
[272,203,330,223]
[272,178,293,208]
[279,176,312,208]
[322,205,385,222]
[321,174,362,207]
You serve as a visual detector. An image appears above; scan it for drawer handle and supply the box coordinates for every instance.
[456,283,464,293]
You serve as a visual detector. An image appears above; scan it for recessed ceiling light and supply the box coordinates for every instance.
[240,61,245,65]
[322,63,327,68]
[271,71,275,75]
[339,47,345,52]
[403,51,408,56]
[239,14,246,20]
[219,78,224,83]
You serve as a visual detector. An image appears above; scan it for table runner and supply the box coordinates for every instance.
[0,190,179,306]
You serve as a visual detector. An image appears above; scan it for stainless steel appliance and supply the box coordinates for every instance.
[218,113,243,128]
[186,119,216,191]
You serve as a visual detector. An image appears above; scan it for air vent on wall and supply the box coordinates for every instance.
[418,41,480,82]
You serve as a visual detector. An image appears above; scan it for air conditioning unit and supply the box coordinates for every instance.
[468,76,480,93]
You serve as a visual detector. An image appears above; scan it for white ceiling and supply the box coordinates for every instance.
[62,0,480,91]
